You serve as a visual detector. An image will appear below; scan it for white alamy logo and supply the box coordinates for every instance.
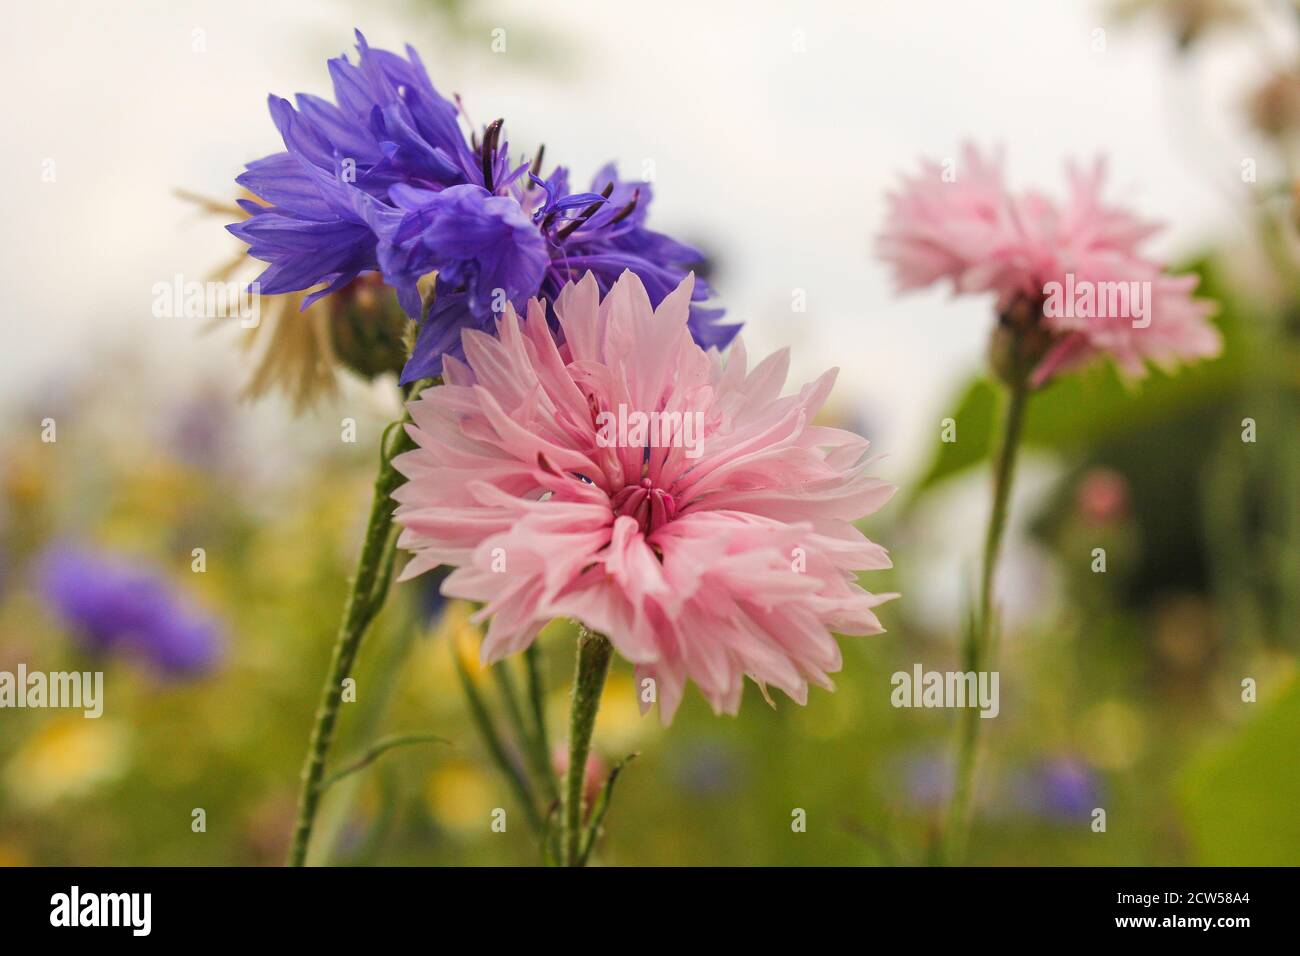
[1043,274,1151,329]
[50,887,151,936]
[595,404,705,459]
[152,274,260,328]
[891,664,1000,719]
[0,665,102,718]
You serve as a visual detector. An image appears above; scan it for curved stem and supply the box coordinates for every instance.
[578,752,637,863]
[942,370,1029,866]
[561,627,614,867]
[320,732,449,792]
[286,381,426,867]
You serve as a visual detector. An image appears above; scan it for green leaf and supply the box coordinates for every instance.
[578,752,638,865]
[1177,676,1300,865]
[320,732,450,792]
[907,378,998,507]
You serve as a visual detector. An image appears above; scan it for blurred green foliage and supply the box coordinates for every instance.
[1178,674,1300,866]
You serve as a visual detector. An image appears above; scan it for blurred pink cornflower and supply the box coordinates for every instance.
[1075,467,1130,525]
[876,143,1220,384]
[394,271,896,722]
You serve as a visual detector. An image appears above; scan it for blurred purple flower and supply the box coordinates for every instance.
[170,388,232,470]
[1030,757,1100,820]
[35,545,224,677]
[672,740,743,796]
[1001,756,1101,822]
[416,565,451,628]
[901,752,953,808]
[230,30,735,384]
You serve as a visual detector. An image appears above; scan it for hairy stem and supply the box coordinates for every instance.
[286,381,425,867]
[561,627,614,867]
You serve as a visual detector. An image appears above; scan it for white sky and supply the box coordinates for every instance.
[0,0,1284,480]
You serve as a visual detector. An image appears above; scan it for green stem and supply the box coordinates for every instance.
[578,752,637,864]
[286,381,426,867]
[453,644,545,838]
[942,368,1030,866]
[523,644,559,802]
[494,654,557,809]
[561,627,614,867]
[312,609,421,863]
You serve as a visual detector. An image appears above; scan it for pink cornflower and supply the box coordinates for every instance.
[876,143,1220,384]
[1075,467,1130,526]
[394,271,896,722]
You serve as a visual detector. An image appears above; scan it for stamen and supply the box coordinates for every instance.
[481,118,504,192]
[607,188,641,227]
[555,182,614,242]
[610,478,677,536]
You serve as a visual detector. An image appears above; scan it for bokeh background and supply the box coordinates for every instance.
[0,0,1296,865]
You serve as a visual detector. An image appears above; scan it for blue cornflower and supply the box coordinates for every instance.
[35,545,225,678]
[1022,757,1101,821]
[229,30,736,383]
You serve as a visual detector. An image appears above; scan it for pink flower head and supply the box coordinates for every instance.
[876,143,1220,384]
[1075,467,1130,526]
[394,271,896,723]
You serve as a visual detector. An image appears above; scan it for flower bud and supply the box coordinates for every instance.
[328,275,411,381]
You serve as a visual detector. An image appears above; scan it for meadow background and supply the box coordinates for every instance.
[0,0,1296,865]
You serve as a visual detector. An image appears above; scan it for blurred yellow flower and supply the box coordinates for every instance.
[0,841,28,867]
[441,601,488,685]
[3,445,49,513]
[543,668,659,755]
[4,718,130,809]
[425,759,497,834]
[597,671,656,751]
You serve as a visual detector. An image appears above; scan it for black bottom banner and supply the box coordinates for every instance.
[0,866,1281,941]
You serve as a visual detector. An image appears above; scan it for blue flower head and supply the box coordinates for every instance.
[36,545,225,678]
[230,31,737,383]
